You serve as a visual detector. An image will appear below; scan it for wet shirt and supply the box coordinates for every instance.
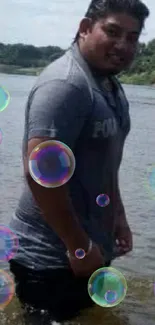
[10,43,130,270]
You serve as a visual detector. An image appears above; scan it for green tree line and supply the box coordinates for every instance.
[0,40,155,84]
[119,39,155,85]
[0,43,65,67]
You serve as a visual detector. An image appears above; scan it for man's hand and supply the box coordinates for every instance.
[68,242,105,277]
[114,217,133,256]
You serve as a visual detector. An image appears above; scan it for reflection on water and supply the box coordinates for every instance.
[0,74,155,324]
[0,274,155,325]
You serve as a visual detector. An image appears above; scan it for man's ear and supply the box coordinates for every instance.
[78,17,93,40]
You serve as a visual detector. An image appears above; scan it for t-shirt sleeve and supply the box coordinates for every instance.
[27,80,92,149]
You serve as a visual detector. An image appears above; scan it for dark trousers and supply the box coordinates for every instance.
[9,260,111,322]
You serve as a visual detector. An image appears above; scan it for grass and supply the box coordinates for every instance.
[0,64,44,76]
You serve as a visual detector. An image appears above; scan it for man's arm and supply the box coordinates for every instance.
[115,177,129,227]
[25,80,92,254]
[116,184,126,216]
[24,138,90,253]
[114,177,133,255]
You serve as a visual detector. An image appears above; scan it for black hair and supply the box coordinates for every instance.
[73,0,150,42]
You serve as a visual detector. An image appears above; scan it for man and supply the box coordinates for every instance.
[9,0,149,322]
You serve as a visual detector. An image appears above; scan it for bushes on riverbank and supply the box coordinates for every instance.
[119,71,155,85]
[0,39,155,85]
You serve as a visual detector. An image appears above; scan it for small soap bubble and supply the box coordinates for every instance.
[104,290,117,303]
[88,267,127,307]
[96,194,110,207]
[28,140,76,188]
[0,129,2,144]
[75,249,85,259]
[0,225,19,262]
[0,86,10,112]
[0,269,15,309]
[144,165,155,200]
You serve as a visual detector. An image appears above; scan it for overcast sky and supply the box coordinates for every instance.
[1,0,154,49]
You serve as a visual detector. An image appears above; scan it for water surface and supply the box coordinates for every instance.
[0,73,155,325]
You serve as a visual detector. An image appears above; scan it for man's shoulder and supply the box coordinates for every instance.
[33,49,92,96]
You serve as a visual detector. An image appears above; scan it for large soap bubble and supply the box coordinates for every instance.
[0,269,15,310]
[88,267,127,307]
[0,225,19,262]
[0,86,10,112]
[29,140,76,188]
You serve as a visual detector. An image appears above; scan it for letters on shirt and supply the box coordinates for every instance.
[92,117,117,138]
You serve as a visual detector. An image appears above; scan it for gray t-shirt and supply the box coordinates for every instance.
[10,43,130,270]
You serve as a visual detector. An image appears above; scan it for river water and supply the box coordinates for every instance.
[0,73,155,325]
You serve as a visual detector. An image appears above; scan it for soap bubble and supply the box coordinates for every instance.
[0,86,10,112]
[88,267,127,307]
[0,129,3,144]
[96,194,110,207]
[75,248,85,259]
[144,165,155,200]
[29,140,76,188]
[0,225,19,262]
[0,269,15,309]
[104,290,118,303]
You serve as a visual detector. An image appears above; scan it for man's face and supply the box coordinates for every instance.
[80,13,141,74]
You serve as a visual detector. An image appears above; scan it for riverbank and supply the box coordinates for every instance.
[0,64,155,86]
[0,64,43,76]
[119,71,155,86]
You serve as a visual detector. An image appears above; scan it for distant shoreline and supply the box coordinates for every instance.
[0,64,155,86]
[0,64,43,76]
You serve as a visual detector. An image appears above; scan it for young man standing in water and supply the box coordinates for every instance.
[9,0,149,322]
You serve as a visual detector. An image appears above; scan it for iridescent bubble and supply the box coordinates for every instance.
[0,269,15,310]
[104,290,117,303]
[0,129,3,144]
[0,86,10,112]
[144,165,155,200]
[75,248,85,259]
[96,194,110,207]
[88,267,127,307]
[0,225,19,262]
[28,140,76,188]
